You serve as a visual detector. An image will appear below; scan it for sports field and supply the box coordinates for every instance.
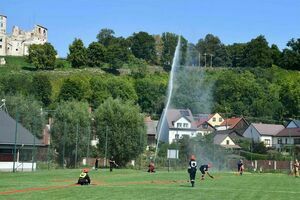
[0,169,299,200]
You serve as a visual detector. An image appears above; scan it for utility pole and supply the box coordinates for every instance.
[204,53,207,67]
[198,53,201,67]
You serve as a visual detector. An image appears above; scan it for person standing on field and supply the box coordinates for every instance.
[293,159,299,177]
[237,159,244,175]
[109,156,118,172]
[188,155,197,187]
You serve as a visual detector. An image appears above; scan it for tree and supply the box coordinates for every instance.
[227,43,246,67]
[94,98,146,166]
[5,94,44,138]
[161,32,187,71]
[135,76,167,115]
[96,28,116,47]
[196,34,230,67]
[67,38,87,68]
[31,74,52,107]
[242,35,272,68]
[28,43,57,70]
[280,38,300,70]
[51,101,91,167]
[270,44,281,66]
[58,77,90,102]
[129,31,157,64]
[87,42,106,68]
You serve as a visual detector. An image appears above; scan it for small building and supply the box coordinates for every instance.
[0,111,46,171]
[213,131,241,149]
[144,116,158,148]
[216,117,249,133]
[273,128,300,150]
[242,123,285,147]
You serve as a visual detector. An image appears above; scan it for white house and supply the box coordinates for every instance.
[157,109,197,144]
[0,14,47,56]
[273,128,300,150]
[243,123,285,147]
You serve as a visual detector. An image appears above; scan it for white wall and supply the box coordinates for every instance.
[243,125,260,142]
[220,136,235,145]
[174,117,191,128]
[169,129,196,144]
[0,162,36,172]
[260,135,273,147]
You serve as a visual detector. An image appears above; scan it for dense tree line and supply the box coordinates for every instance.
[27,29,299,71]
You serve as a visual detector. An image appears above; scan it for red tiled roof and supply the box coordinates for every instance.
[276,128,300,137]
[220,117,242,128]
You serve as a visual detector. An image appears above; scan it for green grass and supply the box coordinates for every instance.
[0,169,299,200]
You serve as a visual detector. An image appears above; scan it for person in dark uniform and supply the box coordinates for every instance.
[77,168,91,185]
[199,163,214,180]
[148,160,155,173]
[109,156,118,172]
[237,159,244,175]
[95,157,99,170]
[188,155,197,187]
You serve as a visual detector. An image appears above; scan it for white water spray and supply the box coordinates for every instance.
[154,36,181,161]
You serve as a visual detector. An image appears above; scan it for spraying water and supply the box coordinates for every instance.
[154,36,181,161]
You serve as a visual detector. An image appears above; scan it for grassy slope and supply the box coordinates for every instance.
[0,169,299,200]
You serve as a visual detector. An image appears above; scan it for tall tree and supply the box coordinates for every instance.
[97,28,116,47]
[58,77,90,102]
[227,43,247,67]
[94,98,146,166]
[51,101,91,167]
[242,35,272,68]
[87,42,106,68]
[28,43,57,70]
[280,38,300,70]
[196,34,230,67]
[129,31,157,64]
[67,38,87,68]
[31,74,52,107]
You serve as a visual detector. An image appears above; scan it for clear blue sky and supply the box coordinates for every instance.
[1,0,299,57]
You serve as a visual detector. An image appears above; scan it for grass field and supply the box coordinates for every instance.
[0,169,299,200]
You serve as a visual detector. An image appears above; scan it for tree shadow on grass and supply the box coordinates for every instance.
[21,66,37,71]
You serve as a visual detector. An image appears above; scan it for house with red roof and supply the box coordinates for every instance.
[216,117,249,132]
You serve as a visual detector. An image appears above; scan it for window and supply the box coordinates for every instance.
[213,117,216,122]
[219,118,223,122]
[294,138,300,144]
[183,123,188,128]
[0,23,2,27]
[202,124,208,129]
[264,139,270,145]
[16,48,18,51]
[0,38,2,42]
[226,140,230,145]
[177,123,182,128]
[0,45,2,49]
[278,138,282,144]
[285,138,288,144]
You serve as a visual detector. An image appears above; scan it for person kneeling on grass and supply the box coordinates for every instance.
[199,164,214,180]
[148,160,155,173]
[77,168,91,185]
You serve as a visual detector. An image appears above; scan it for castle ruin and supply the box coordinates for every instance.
[0,14,47,56]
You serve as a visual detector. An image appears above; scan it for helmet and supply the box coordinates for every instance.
[190,155,196,160]
[83,168,89,173]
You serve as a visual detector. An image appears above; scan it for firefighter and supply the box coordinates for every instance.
[148,160,155,173]
[237,159,244,175]
[293,159,299,178]
[199,163,214,180]
[109,156,118,172]
[188,155,197,187]
[77,168,91,185]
